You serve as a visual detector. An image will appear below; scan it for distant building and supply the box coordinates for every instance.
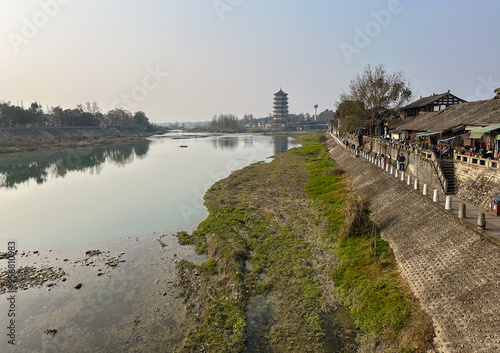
[273,89,289,123]
[401,91,466,118]
[390,88,500,149]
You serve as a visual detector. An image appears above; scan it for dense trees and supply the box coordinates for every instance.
[336,63,413,134]
[0,101,151,128]
[210,114,241,131]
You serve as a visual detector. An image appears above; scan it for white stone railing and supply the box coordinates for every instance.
[454,154,500,169]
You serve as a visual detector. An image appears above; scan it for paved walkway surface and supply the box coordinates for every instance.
[327,134,500,353]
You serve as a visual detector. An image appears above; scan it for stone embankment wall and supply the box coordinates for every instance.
[0,126,149,140]
[327,135,500,353]
[363,138,443,191]
[345,135,500,211]
[455,162,500,211]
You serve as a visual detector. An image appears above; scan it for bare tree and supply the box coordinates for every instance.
[338,64,413,134]
[77,101,101,114]
[106,108,133,126]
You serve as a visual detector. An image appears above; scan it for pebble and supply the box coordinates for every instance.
[0,266,66,294]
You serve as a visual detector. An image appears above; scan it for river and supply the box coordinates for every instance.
[0,133,293,250]
[0,133,295,352]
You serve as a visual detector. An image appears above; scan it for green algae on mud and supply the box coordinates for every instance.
[174,134,433,352]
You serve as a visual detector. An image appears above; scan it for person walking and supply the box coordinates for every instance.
[398,153,405,171]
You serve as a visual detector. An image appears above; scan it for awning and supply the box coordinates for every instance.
[416,131,440,138]
[451,125,465,133]
[467,123,500,139]
[438,137,455,145]
[465,126,482,131]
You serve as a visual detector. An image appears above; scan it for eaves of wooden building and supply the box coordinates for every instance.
[401,91,466,118]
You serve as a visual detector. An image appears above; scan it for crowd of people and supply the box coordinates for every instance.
[338,132,499,167]
[378,135,419,148]
[370,152,406,171]
[341,137,408,171]
[464,146,496,159]
[342,139,363,157]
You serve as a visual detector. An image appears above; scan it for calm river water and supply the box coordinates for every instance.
[0,133,298,353]
[0,133,356,353]
[0,133,293,250]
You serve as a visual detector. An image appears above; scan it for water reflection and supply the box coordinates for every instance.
[210,135,291,154]
[0,140,151,189]
[244,136,254,147]
[273,136,289,155]
[211,136,239,150]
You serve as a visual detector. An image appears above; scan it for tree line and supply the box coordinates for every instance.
[0,101,151,128]
[208,110,336,132]
[210,114,241,131]
[335,63,413,135]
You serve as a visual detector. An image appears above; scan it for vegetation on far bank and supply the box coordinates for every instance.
[0,135,149,154]
[174,134,434,352]
[0,101,153,128]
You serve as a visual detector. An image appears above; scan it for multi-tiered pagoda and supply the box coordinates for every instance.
[273,89,289,123]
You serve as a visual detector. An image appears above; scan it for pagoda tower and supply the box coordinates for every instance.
[273,89,289,123]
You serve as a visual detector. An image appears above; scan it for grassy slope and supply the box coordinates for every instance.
[175,134,434,353]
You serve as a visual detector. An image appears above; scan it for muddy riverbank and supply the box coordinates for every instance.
[0,231,205,353]
[172,134,434,352]
[0,126,156,154]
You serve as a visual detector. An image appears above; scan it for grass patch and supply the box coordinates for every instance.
[296,134,434,351]
[174,133,433,353]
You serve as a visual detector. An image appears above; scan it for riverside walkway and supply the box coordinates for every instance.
[331,133,500,246]
[327,133,500,353]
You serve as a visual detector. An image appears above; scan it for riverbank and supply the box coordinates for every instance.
[326,135,500,352]
[0,126,156,154]
[0,231,205,353]
[175,134,434,352]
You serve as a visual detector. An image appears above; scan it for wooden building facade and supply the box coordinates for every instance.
[401,91,466,118]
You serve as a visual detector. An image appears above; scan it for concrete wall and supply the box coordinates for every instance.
[353,136,500,210]
[326,136,500,352]
[455,161,500,210]
[0,126,149,140]
[363,138,442,191]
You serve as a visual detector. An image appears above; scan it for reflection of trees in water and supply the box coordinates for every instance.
[211,137,239,150]
[134,140,150,158]
[273,136,289,155]
[243,136,254,147]
[0,140,151,189]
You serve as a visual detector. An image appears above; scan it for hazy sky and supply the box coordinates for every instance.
[1,0,499,123]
